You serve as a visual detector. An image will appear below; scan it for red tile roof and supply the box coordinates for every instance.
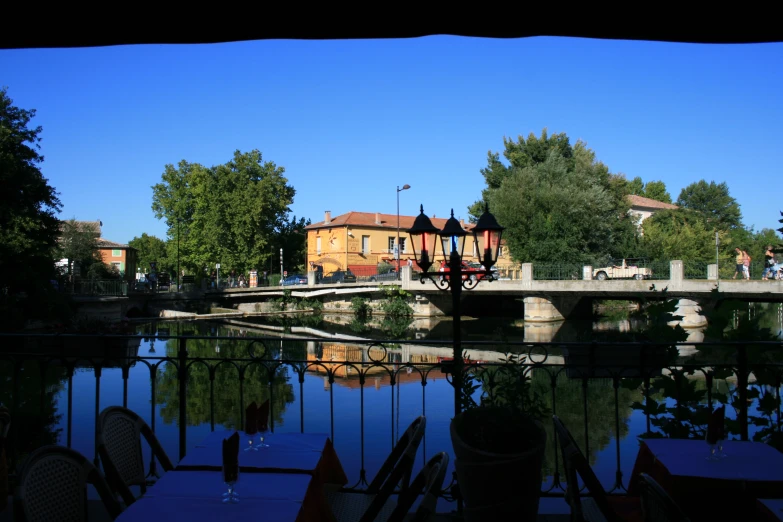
[97,238,131,249]
[305,211,474,231]
[626,195,679,210]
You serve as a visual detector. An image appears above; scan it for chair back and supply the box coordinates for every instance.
[387,452,450,522]
[638,473,690,522]
[553,415,617,522]
[13,445,122,522]
[97,406,173,506]
[366,415,426,494]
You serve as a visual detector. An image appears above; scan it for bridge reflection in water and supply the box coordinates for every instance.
[1,331,782,511]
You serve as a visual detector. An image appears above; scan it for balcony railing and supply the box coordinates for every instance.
[1,334,782,509]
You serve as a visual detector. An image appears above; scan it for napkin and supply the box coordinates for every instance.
[222,431,239,483]
[258,399,270,432]
[245,402,258,435]
[706,405,725,444]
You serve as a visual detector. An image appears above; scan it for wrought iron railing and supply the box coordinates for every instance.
[1,334,782,506]
[70,279,128,296]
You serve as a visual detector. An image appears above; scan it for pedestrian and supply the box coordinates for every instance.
[733,248,744,279]
[742,249,751,280]
[762,245,776,280]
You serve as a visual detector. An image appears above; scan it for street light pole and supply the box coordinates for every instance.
[396,184,411,279]
[407,204,504,418]
[177,219,181,291]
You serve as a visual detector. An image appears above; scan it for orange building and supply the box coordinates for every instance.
[304,210,513,277]
[96,238,138,282]
[58,221,137,282]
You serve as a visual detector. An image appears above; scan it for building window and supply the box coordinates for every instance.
[399,237,406,253]
[112,249,121,257]
[388,237,395,252]
[498,246,504,257]
[362,236,370,254]
[316,237,322,254]
[472,241,478,258]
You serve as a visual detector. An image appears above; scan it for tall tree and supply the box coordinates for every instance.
[642,180,672,204]
[56,218,102,279]
[676,180,742,230]
[469,129,637,264]
[151,150,297,277]
[0,87,62,292]
[0,88,65,329]
[275,215,311,273]
[627,176,645,195]
[641,209,723,262]
[128,233,169,274]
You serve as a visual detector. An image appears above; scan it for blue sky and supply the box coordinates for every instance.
[2,37,781,244]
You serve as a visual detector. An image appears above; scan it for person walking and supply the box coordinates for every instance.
[733,248,744,279]
[762,245,776,280]
[742,249,751,280]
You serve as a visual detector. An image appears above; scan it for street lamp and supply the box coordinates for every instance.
[407,203,504,417]
[176,218,183,292]
[396,184,411,279]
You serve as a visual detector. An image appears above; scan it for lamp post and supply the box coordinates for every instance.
[396,184,411,279]
[176,219,181,291]
[407,203,504,417]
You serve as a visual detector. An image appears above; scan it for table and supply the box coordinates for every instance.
[116,431,347,522]
[628,439,783,521]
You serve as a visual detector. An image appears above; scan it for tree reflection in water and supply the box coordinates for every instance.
[0,359,67,476]
[154,323,297,430]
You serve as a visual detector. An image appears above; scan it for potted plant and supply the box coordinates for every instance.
[450,353,549,522]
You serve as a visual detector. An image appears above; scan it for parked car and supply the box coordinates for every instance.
[282,274,308,286]
[593,258,652,280]
[320,269,357,284]
[467,262,500,281]
[439,261,491,281]
[369,268,400,282]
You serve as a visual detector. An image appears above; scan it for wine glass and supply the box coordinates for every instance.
[258,422,270,448]
[221,466,240,503]
[245,423,258,452]
[706,433,719,461]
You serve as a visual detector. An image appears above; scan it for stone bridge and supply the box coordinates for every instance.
[77,261,782,327]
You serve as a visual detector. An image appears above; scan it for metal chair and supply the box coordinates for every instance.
[13,445,122,521]
[97,406,174,507]
[553,415,639,522]
[386,452,450,522]
[637,473,690,522]
[327,416,426,522]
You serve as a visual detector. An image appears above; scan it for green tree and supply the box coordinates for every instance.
[0,87,64,329]
[641,209,724,262]
[469,129,637,264]
[57,218,102,280]
[129,233,168,274]
[676,180,742,230]
[627,176,645,195]
[275,215,310,274]
[642,180,672,204]
[151,150,297,278]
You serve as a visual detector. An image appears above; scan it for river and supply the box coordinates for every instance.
[3,301,782,510]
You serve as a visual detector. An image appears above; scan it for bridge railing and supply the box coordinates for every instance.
[1,333,782,508]
[69,279,128,296]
